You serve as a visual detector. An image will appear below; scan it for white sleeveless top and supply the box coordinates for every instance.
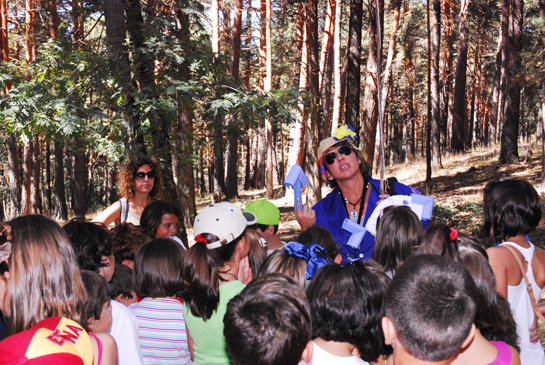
[119,198,141,226]
[501,241,545,365]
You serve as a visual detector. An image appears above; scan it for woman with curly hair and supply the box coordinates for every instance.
[93,157,162,227]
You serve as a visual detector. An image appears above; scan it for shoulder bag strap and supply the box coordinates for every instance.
[503,245,545,324]
[119,198,129,224]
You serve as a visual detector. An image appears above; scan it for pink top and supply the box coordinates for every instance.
[89,332,103,365]
[487,341,512,365]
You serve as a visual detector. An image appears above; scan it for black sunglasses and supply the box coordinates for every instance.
[135,171,156,179]
[325,145,352,165]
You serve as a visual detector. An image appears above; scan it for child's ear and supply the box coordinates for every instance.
[300,341,313,363]
[115,294,125,304]
[88,317,97,333]
[382,317,396,346]
[334,254,342,264]
[266,225,275,235]
[461,324,476,350]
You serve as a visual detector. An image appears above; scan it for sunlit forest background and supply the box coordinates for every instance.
[0,0,544,241]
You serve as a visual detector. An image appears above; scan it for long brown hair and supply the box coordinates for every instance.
[182,232,243,320]
[6,215,88,335]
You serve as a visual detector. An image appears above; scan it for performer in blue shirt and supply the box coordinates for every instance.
[295,125,424,263]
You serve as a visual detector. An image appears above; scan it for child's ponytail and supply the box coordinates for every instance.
[183,233,241,320]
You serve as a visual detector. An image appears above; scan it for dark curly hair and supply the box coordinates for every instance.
[110,223,155,264]
[118,157,162,199]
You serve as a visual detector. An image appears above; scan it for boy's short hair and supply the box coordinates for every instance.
[63,219,113,272]
[134,238,184,298]
[224,273,311,365]
[386,255,477,361]
[80,270,110,323]
[255,223,279,235]
[306,261,387,362]
[110,223,155,264]
[109,264,135,300]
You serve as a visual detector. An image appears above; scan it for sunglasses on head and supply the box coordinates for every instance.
[135,171,156,179]
[324,145,352,165]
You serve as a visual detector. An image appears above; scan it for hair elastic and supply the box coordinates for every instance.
[194,234,208,245]
[449,228,458,241]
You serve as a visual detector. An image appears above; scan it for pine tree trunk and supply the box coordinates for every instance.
[265,0,273,199]
[72,139,89,218]
[320,0,336,139]
[331,0,343,133]
[22,143,31,215]
[292,3,305,88]
[440,0,453,150]
[498,0,510,143]
[171,101,193,244]
[104,0,145,156]
[7,134,20,219]
[451,0,470,152]
[362,0,381,168]
[224,0,243,199]
[31,133,41,213]
[306,0,322,204]
[344,0,363,135]
[430,0,441,169]
[499,0,523,164]
[54,141,68,220]
[489,36,502,145]
[45,142,52,213]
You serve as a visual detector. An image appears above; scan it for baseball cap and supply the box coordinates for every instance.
[244,200,280,226]
[0,317,93,365]
[194,202,257,249]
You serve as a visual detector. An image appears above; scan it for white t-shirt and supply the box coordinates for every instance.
[299,341,369,365]
[110,299,144,365]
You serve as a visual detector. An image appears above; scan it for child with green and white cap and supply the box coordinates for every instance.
[182,202,256,365]
[245,199,285,255]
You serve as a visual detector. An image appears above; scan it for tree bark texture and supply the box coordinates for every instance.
[430,0,441,169]
[104,0,145,157]
[30,133,41,213]
[171,102,193,244]
[489,35,502,145]
[344,0,363,135]
[305,0,322,204]
[72,138,89,218]
[7,134,20,219]
[331,0,343,134]
[499,0,523,164]
[451,0,470,152]
[265,0,273,199]
[363,0,381,169]
[54,141,68,220]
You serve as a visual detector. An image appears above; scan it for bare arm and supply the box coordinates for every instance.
[92,202,121,227]
[187,327,194,361]
[486,246,509,299]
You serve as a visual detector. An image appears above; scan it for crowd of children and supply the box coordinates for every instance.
[1,177,545,365]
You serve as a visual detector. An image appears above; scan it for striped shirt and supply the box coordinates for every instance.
[130,298,191,365]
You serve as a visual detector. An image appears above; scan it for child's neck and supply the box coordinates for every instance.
[504,234,530,248]
[313,337,355,358]
[450,329,497,365]
[390,346,451,365]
